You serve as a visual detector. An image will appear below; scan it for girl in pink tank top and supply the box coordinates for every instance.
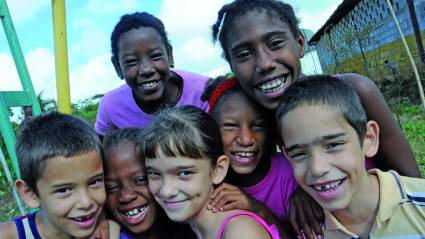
[142,106,280,239]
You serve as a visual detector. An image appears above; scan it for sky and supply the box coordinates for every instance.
[0,0,342,102]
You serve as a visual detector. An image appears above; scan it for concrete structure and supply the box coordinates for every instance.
[309,0,425,78]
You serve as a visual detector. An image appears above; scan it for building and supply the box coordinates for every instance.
[309,0,425,78]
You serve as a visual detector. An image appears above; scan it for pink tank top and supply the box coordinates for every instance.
[215,211,281,239]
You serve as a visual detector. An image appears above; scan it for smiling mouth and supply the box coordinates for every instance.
[70,212,97,229]
[311,178,345,192]
[120,205,149,218]
[163,199,188,209]
[230,151,257,164]
[256,75,288,94]
[71,212,95,222]
[139,80,159,89]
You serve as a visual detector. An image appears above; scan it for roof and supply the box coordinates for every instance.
[308,0,361,45]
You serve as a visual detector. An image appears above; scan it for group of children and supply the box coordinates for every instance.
[1,0,424,238]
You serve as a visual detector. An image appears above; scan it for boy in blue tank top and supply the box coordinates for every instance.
[0,112,113,239]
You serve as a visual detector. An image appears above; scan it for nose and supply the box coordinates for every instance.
[159,177,178,199]
[76,189,95,210]
[119,186,137,203]
[309,152,330,177]
[236,126,255,146]
[256,47,276,74]
[138,59,155,77]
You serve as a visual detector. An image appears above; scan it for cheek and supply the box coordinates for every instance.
[106,194,119,209]
[291,162,307,185]
[148,180,161,195]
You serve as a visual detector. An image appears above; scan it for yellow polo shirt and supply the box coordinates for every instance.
[324,169,425,238]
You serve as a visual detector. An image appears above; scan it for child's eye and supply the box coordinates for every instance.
[54,187,72,195]
[177,171,193,178]
[234,49,252,61]
[222,122,238,130]
[124,59,138,66]
[105,184,119,194]
[267,38,285,50]
[252,121,265,131]
[89,177,104,188]
[151,52,163,60]
[289,151,307,162]
[326,142,345,151]
[134,176,148,186]
[147,170,161,180]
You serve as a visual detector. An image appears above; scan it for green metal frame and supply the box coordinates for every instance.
[0,0,41,178]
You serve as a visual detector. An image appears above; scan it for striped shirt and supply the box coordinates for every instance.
[324,169,425,239]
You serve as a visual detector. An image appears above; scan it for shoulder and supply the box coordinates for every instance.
[0,221,18,239]
[222,213,272,239]
[100,84,131,102]
[334,73,378,96]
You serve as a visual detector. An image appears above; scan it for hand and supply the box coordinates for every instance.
[289,186,325,239]
[207,183,260,213]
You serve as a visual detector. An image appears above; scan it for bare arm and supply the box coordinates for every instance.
[208,183,293,238]
[340,73,421,177]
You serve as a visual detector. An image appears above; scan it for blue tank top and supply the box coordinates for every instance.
[13,212,42,239]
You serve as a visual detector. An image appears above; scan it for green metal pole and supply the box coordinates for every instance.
[0,0,41,115]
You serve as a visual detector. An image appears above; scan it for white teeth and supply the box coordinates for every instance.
[313,180,343,192]
[233,152,255,157]
[122,206,147,217]
[258,76,287,93]
[141,81,159,88]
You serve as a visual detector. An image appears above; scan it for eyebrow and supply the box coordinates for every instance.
[51,172,104,188]
[285,132,346,153]
[229,30,288,53]
[147,165,196,172]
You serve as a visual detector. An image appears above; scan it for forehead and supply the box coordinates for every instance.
[105,143,144,176]
[219,91,263,117]
[145,156,210,170]
[226,9,293,49]
[280,105,352,143]
[117,27,164,52]
[37,151,103,186]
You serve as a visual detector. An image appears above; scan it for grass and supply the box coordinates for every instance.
[1,104,424,222]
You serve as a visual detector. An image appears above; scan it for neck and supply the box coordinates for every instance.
[36,211,73,239]
[333,173,380,237]
[229,153,271,187]
[133,71,182,114]
[188,204,234,239]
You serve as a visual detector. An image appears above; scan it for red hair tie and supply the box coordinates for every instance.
[209,76,240,114]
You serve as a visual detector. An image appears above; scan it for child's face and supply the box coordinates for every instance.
[146,156,215,223]
[105,143,157,234]
[279,105,368,211]
[218,91,267,175]
[115,27,173,103]
[35,151,105,238]
[226,10,305,110]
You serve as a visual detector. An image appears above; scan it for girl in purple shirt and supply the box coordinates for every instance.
[95,12,208,136]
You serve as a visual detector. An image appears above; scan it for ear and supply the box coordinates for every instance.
[296,31,306,58]
[167,45,174,68]
[111,56,124,79]
[15,179,40,208]
[363,120,380,158]
[212,155,229,185]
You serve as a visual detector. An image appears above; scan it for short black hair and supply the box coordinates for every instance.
[142,105,223,166]
[110,12,171,62]
[15,112,102,194]
[276,75,368,143]
[212,0,300,62]
[103,128,143,152]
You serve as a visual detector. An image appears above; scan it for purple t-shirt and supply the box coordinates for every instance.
[240,153,298,220]
[95,69,209,135]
